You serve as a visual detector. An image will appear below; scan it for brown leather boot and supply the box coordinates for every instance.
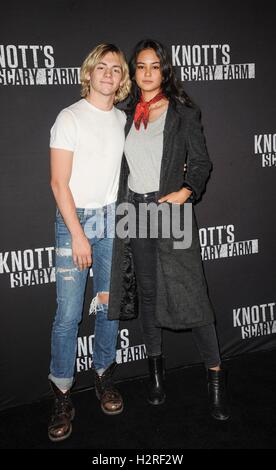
[48,381,75,442]
[94,362,123,415]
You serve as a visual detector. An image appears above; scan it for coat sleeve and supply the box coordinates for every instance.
[184,106,212,201]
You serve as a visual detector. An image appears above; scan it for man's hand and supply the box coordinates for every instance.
[158,187,192,205]
[72,234,92,271]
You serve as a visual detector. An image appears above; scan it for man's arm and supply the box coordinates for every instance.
[50,148,92,271]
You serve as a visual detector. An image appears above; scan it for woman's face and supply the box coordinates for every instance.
[135,48,163,95]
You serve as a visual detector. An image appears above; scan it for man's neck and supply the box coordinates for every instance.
[86,92,114,111]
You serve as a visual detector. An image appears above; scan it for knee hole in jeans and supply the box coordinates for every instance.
[89,292,109,315]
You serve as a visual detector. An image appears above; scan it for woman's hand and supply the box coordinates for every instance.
[158,187,192,205]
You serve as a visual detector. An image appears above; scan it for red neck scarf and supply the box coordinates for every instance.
[134,92,165,130]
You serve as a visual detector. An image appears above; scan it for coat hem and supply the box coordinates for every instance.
[154,317,215,331]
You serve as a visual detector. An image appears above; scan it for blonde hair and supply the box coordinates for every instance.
[80,44,131,103]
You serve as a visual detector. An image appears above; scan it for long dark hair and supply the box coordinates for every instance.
[128,39,193,109]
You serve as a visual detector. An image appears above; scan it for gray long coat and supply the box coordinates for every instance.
[108,100,215,330]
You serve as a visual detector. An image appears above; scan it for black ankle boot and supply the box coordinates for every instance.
[48,381,75,442]
[207,369,230,421]
[147,355,166,405]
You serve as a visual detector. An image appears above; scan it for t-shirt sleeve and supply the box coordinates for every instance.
[50,109,77,151]
[118,109,127,126]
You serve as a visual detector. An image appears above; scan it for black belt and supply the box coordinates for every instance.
[128,188,159,203]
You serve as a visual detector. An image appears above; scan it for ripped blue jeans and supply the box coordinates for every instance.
[49,202,118,391]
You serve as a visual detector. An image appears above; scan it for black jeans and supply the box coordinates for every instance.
[128,189,221,369]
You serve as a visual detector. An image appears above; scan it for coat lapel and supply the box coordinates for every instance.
[163,101,180,146]
[118,110,134,200]
[125,110,135,137]
[159,101,181,192]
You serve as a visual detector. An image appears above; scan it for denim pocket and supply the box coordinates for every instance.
[55,207,84,225]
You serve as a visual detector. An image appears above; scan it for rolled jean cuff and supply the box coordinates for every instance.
[48,373,74,391]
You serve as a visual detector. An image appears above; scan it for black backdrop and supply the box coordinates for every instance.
[1,0,275,411]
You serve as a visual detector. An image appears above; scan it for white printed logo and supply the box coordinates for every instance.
[254,134,276,168]
[76,329,146,373]
[0,247,55,287]
[200,224,259,261]
[0,45,79,86]
[172,44,255,81]
[233,302,276,339]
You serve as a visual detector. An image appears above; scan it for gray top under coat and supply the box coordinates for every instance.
[124,110,167,194]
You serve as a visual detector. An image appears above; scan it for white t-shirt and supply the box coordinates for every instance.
[50,98,126,208]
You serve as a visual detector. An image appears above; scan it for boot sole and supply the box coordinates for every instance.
[211,412,230,421]
[48,408,75,442]
[95,389,124,416]
[100,403,124,416]
[148,394,166,406]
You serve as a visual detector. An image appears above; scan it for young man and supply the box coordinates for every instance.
[48,44,130,442]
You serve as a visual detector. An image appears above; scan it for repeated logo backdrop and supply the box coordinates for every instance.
[0,0,275,411]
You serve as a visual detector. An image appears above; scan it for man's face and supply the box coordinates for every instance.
[87,51,123,98]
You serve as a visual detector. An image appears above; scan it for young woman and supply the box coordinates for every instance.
[109,39,230,421]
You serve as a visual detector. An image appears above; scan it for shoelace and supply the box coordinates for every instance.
[54,396,70,414]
